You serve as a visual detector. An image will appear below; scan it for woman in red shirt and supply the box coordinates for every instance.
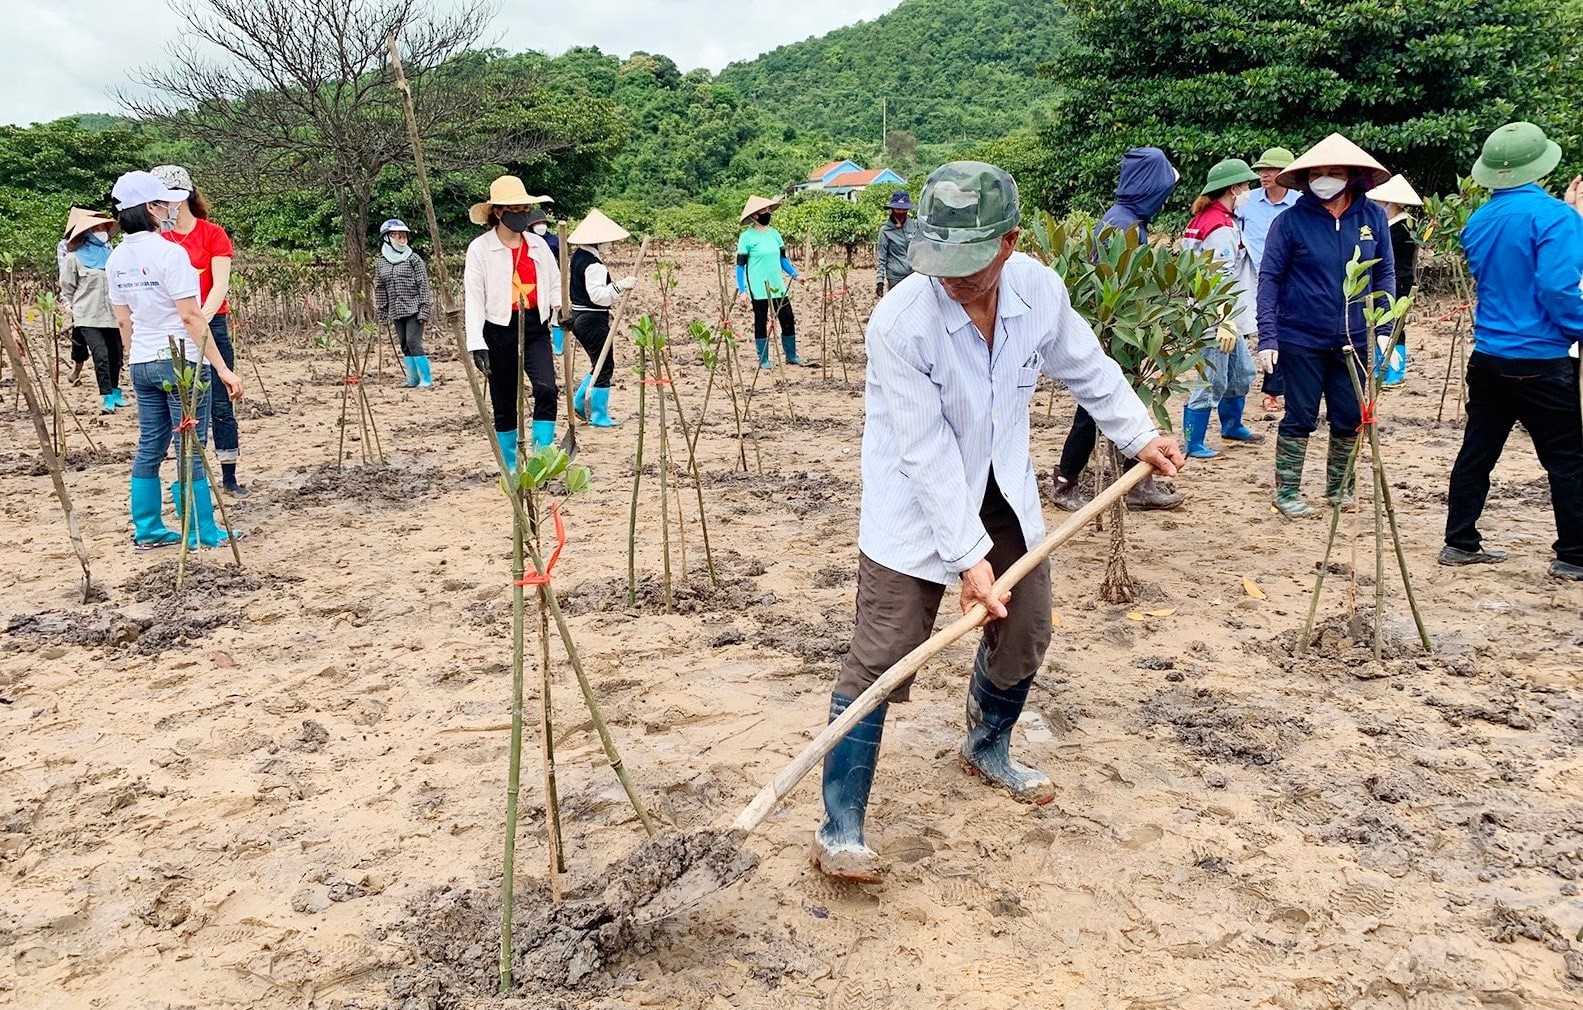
[152,165,248,498]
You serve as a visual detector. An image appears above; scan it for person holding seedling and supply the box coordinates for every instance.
[875,190,918,297]
[58,210,124,414]
[1180,158,1265,459]
[1366,174,1423,389]
[567,209,637,428]
[1441,122,1583,581]
[736,195,808,368]
[464,175,562,461]
[813,161,1186,883]
[1052,146,1182,512]
[374,218,434,389]
[151,165,250,498]
[1239,147,1300,414]
[1255,134,1394,519]
[106,170,244,550]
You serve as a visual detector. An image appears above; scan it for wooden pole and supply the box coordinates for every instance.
[729,462,1156,835]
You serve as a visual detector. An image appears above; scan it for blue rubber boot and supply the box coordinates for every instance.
[111,388,126,407]
[1382,347,1407,388]
[573,374,593,421]
[531,419,555,451]
[495,428,519,471]
[1218,396,1265,443]
[551,326,564,356]
[959,647,1055,804]
[755,338,772,370]
[414,356,433,388]
[170,479,242,548]
[400,357,419,387]
[780,333,804,366]
[813,693,887,883]
[130,477,180,551]
[589,386,619,427]
[1184,405,1220,459]
[101,394,117,414]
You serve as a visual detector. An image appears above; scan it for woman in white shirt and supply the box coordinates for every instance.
[106,171,245,551]
[462,175,562,464]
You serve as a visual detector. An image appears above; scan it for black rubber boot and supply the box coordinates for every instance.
[221,462,250,498]
[813,693,887,883]
[959,646,1055,804]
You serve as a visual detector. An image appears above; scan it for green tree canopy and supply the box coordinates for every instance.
[1026,0,1580,214]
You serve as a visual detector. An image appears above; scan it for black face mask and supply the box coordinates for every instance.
[754,212,772,226]
[500,210,532,234]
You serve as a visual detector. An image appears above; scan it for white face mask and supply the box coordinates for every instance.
[1308,176,1348,201]
[532,223,549,236]
[1233,189,1252,211]
[156,201,180,232]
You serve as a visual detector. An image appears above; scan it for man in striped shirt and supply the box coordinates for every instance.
[814,162,1184,883]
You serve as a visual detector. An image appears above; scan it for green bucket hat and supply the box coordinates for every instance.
[1472,122,1563,190]
[1201,158,1260,195]
[1251,147,1295,171]
[909,161,1021,278]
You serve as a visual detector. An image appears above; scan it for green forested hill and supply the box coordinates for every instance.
[717,0,1066,147]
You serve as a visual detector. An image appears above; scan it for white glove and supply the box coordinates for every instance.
[1256,349,1279,374]
[615,276,637,291]
[1216,322,1239,355]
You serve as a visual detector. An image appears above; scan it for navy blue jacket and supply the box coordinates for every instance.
[1095,147,1177,245]
[1257,192,1395,352]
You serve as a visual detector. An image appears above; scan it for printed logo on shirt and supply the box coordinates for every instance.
[1358,225,1374,241]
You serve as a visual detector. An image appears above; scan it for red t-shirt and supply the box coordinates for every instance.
[165,219,234,315]
[512,243,538,310]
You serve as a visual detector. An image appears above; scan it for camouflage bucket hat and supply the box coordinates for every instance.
[909,161,1021,278]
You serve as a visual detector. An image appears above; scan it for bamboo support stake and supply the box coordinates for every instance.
[0,323,92,602]
[730,462,1156,835]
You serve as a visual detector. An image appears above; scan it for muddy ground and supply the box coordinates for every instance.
[3,244,1582,1010]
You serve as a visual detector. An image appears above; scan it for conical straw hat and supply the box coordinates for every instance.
[568,208,631,246]
[1366,174,1423,207]
[469,175,553,225]
[65,212,115,242]
[739,194,783,224]
[62,206,98,238]
[1277,133,1390,190]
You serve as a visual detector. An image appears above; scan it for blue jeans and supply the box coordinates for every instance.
[1187,335,1256,410]
[1277,342,1362,440]
[132,359,212,480]
[208,315,240,463]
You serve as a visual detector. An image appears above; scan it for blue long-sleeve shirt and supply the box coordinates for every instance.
[1256,193,1395,353]
[1462,183,1583,359]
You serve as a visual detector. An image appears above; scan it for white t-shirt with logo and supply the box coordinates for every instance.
[106,232,202,364]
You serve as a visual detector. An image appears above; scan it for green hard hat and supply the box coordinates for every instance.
[1472,121,1562,190]
[1201,158,1260,195]
[1251,147,1295,171]
[909,161,1021,278]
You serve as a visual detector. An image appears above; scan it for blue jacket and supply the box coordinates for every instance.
[1095,147,1177,244]
[1462,184,1583,359]
[1257,193,1395,352]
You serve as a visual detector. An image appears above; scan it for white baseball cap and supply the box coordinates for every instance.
[112,170,188,211]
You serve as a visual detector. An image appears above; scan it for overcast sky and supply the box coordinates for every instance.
[0,0,901,126]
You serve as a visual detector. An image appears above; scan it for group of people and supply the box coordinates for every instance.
[812,120,1583,883]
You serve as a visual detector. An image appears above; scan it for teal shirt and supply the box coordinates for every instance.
[737,226,792,300]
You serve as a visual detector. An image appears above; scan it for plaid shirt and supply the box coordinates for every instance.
[374,254,432,323]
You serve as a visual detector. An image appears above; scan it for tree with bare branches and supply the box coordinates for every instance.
[125,0,588,317]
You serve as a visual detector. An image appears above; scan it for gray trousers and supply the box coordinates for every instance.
[835,476,1052,702]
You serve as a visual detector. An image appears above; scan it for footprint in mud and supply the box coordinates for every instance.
[1326,881,1395,920]
[825,974,893,1010]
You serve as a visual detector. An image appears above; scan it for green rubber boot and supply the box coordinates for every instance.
[1274,435,1316,518]
[1325,433,1359,508]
